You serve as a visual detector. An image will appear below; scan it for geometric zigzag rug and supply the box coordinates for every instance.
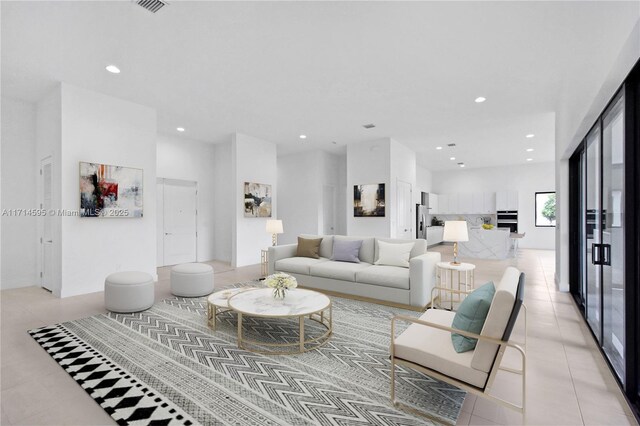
[29,281,465,426]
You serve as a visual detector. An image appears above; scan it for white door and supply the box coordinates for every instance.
[40,158,53,292]
[322,185,336,235]
[161,179,197,266]
[396,180,413,239]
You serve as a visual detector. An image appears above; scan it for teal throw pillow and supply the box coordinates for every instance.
[451,282,496,353]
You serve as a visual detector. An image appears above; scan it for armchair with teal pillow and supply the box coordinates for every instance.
[451,282,496,353]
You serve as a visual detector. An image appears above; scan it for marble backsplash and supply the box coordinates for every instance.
[428,214,496,227]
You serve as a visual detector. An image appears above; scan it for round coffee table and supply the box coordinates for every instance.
[207,287,254,330]
[227,288,332,354]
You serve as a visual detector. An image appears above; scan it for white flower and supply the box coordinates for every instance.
[264,272,298,290]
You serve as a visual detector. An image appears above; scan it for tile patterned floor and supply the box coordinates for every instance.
[0,252,637,425]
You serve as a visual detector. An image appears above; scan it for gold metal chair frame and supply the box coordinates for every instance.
[391,286,527,419]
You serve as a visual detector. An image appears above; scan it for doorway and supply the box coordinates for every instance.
[322,185,336,235]
[157,178,198,267]
[396,180,413,239]
[39,156,53,292]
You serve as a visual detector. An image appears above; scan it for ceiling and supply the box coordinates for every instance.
[2,1,638,171]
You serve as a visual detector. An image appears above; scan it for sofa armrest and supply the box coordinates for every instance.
[409,251,442,307]
[267,244,297,274]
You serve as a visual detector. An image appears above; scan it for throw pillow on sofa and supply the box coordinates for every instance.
[451,282,496,353]
[374,240,415,268]
[331,239,362,263]
[296,237,323,259]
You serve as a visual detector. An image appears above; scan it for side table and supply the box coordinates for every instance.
[261,248,269,278]
[435,261,476,310]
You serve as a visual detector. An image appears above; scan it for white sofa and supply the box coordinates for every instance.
[268,235,441,307]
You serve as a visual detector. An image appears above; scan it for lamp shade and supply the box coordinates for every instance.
[443,221,469,242]
[266,219,283,234]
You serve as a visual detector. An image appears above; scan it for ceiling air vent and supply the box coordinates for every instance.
[137,0,167,13]
[362,123,376,129]
[447,143,456,147]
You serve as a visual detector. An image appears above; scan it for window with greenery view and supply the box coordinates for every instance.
[535,192,556,227]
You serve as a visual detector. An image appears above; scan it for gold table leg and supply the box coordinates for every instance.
[237,312,243,349]
[299,316,305,352]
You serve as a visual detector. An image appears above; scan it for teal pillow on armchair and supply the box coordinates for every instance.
[451,282,496,353]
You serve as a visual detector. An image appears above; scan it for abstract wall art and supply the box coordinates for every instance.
[244,182,272,218]
[354,183,385,217]
[80,162,143,218]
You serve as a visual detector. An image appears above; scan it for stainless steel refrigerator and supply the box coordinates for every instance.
[416,192,430,239]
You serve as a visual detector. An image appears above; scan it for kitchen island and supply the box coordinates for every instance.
[459,227,512,260]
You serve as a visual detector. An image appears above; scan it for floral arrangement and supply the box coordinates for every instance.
[264,272,298,299]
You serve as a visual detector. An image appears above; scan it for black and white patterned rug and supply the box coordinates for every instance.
[29,282,465,425]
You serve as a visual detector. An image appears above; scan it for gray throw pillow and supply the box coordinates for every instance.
[331,239,362,263]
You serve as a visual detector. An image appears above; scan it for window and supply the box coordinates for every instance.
[535,192,556,227]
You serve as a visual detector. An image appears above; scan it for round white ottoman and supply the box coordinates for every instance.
[104,271,155,313]
[171,263,214,297]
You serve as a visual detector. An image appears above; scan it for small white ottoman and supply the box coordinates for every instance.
[171,263,214,297]
[104,271,155,313]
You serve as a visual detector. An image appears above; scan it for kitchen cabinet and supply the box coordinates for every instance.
[439,194,449,214]
[472,192,484,213]
[428,193,439,214]
[458,193,472,213]
[426,226,444,246]
[448,193,459,214]
[484,192,496,213]
[496,190,518,211]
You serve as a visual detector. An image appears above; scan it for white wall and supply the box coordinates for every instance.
[213,140,233,263]
[432,162,556,250]
[278,150,347,244]
[157,134,215,262]
[278,151,322,244]
[59,83,157,297]
[416,166,433,203]
[1,97,38,289]
[346,139,391,237]
[233,133,277,267]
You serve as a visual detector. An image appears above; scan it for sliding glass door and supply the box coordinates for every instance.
[585,122,602,341]
[601,92,625,381]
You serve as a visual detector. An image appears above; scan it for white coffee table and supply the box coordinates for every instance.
[228,288,332,354]
[207,287,254,330]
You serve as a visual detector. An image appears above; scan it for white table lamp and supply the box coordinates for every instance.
[443,221,469,265]
[266,219,283,246]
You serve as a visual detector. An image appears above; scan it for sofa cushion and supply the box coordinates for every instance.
[394,309,488,389]
[375,238,427,262]
[310,261,372,282]
[296,237,323,259]
[472,267,521,372]
[332,239,362,263]
[451,282,496,353]
[275,257,328,275]
[374,240,415,268]
[356,265,410,290]
[299,234,334,259]
[334,235,375,264]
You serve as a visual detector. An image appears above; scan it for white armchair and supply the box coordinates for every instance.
[390,267,527,416]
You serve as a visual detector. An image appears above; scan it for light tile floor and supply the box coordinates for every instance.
[0,251,637,425]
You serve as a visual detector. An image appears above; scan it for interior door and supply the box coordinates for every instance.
[396,180,412,239]
[162,179,197,266]
[40,157,53,292]
[602,92,625,381]
[585,122,602,341]
[322,185,336,235]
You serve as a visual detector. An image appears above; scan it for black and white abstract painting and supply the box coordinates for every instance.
[354,183,385,217]
[244,182,272,217]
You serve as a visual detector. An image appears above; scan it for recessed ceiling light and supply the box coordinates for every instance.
[526,134,535,138]
[474,97,486,103]
[526,158,533,162]
[176,127,185,132]
[450,157,456,161]
[436,146,443,150]
[526,148,534,152]
[460,164,466,168]
[105,65,120,74]
[299,134,307,139]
